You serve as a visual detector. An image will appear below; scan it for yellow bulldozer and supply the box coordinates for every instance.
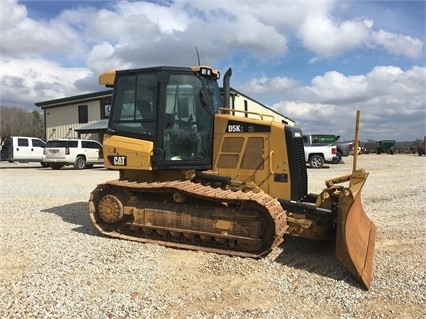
[88,66,376,289]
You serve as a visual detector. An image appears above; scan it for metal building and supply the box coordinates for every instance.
[35,88,294,143]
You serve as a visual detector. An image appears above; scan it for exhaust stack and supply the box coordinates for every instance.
[222,68,232,109]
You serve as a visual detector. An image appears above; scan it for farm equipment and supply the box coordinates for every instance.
[376,140,395,154]
[88,65,376,289]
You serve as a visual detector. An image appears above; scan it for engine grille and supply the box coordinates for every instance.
[285,126,308,201]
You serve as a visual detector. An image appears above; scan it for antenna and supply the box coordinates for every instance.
[195,47,201,66]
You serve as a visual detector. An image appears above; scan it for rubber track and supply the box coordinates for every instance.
[89,179,288,258]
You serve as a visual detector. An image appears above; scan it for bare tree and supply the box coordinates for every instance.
[0,106,44,138]
[32,110,44,138]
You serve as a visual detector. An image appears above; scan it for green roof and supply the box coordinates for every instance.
[75,119,109,132]
[35,90,113,108]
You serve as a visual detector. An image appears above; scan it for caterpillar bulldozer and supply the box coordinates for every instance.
[88,65,376,289]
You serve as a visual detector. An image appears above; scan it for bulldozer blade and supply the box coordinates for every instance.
[336,185,376,290]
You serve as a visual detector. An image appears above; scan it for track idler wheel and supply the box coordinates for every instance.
[98,194,125,224]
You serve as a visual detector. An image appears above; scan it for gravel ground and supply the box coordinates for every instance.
[0,154,425,319]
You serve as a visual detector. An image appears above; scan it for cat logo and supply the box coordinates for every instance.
[108,155,127,166]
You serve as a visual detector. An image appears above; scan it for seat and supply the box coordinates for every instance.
[136,100,156,133]
[137,100,154,119]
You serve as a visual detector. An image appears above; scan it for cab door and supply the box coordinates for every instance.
[266,123,295,201]
[30,138,46,161]
[15,138,31,161]
[81,141,98,163]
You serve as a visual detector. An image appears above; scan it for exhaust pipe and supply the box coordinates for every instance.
[222,67,232,109]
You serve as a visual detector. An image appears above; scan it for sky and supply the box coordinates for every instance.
[1,0,425,141]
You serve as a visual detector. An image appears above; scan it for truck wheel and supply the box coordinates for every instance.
[41,162,49,168]
[334,152,342,164]
[74,156,86,169]
[309,155,324,168]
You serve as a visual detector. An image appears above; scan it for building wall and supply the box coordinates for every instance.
[38,89,293,144]
[44,100,102,141]
[230,93,294,125]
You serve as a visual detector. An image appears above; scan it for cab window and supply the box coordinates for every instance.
[32,139,45,148]
[18,138,29,147]
[163,74,212,162]
[110,72,158,137]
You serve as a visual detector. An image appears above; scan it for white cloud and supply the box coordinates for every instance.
[275,101,336,121]
[221,14,287,55]
[2,0,423,68]
[85,2,187,44]
[0,0,83,57]
[116,1,189,34]
[308,71,368,103]
[0,0,424,140]
[371,29,423,58]
[241,65,425,140]
[246,76,301,95]
[298,15,373,56]
[0,58,92,106]
[86,42,128,74]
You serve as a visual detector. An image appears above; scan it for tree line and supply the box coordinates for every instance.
[0,106,44,139]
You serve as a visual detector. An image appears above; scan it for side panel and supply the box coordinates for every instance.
[103,134,154,170]
[213,115,270,193]
[213,114,301,201]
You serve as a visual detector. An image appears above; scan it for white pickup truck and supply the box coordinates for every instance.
[304,144,337,168]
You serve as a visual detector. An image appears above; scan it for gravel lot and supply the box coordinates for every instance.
[0,154,425,319]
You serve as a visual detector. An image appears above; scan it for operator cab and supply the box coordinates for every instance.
[104,66,222,170]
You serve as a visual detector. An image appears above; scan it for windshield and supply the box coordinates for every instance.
[162,74,213,162]
[201,77,223,112]
[109,72,158,138]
